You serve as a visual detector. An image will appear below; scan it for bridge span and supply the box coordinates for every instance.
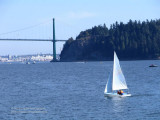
[0,18,67,62]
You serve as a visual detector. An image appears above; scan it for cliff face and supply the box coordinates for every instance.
[60,36,113,61]
[60,39,86,61]
[60,19,160,61]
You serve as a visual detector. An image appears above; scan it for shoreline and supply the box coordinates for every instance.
[53,58,160,62]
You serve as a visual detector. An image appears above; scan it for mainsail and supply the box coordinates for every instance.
[104,52,128,93]
[112,52,128,90]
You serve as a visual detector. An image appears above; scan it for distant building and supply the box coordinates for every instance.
[8,55,12,60]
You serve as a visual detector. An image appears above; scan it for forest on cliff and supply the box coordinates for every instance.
[60,19,160,61]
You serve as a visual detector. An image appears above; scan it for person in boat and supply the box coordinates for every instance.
[117,90,124,95]
[117,90,120,95]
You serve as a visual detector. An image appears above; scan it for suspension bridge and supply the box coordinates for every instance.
[0,18,68,62]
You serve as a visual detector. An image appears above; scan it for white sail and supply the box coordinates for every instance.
[112,52,128,90]
[104,71,112,93]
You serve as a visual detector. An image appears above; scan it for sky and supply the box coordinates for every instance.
[0,0,160,55]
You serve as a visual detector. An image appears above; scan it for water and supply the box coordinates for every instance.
[0,61,160,120]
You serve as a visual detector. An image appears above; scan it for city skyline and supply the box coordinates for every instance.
[0,53,54,63]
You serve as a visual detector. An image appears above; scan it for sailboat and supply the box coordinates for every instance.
[104,52,131,97]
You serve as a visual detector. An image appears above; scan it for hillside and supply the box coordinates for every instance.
[60,19,160,61]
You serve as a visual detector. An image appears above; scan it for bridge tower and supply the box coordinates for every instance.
[51,18,57,62]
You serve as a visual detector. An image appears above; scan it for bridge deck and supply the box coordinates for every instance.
[0,38,67,42]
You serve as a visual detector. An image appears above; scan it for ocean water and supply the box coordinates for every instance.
[0,61,160,120]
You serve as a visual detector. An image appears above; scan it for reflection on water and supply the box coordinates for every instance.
[105,96,126,113]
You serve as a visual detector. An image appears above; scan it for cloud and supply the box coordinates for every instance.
[66,11,96,19]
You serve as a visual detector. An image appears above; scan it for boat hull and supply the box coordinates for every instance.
[149,65,158,67]
[104,93,131,97]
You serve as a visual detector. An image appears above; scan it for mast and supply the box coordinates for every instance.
[112,52,115,92]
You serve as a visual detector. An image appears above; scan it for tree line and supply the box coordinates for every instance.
[60,19,160,61]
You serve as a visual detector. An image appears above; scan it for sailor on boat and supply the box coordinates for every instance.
[117,90,124,95]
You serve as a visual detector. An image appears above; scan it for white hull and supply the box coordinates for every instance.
[104,93,131,97]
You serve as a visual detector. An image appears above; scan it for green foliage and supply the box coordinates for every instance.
[60,19,160,60]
